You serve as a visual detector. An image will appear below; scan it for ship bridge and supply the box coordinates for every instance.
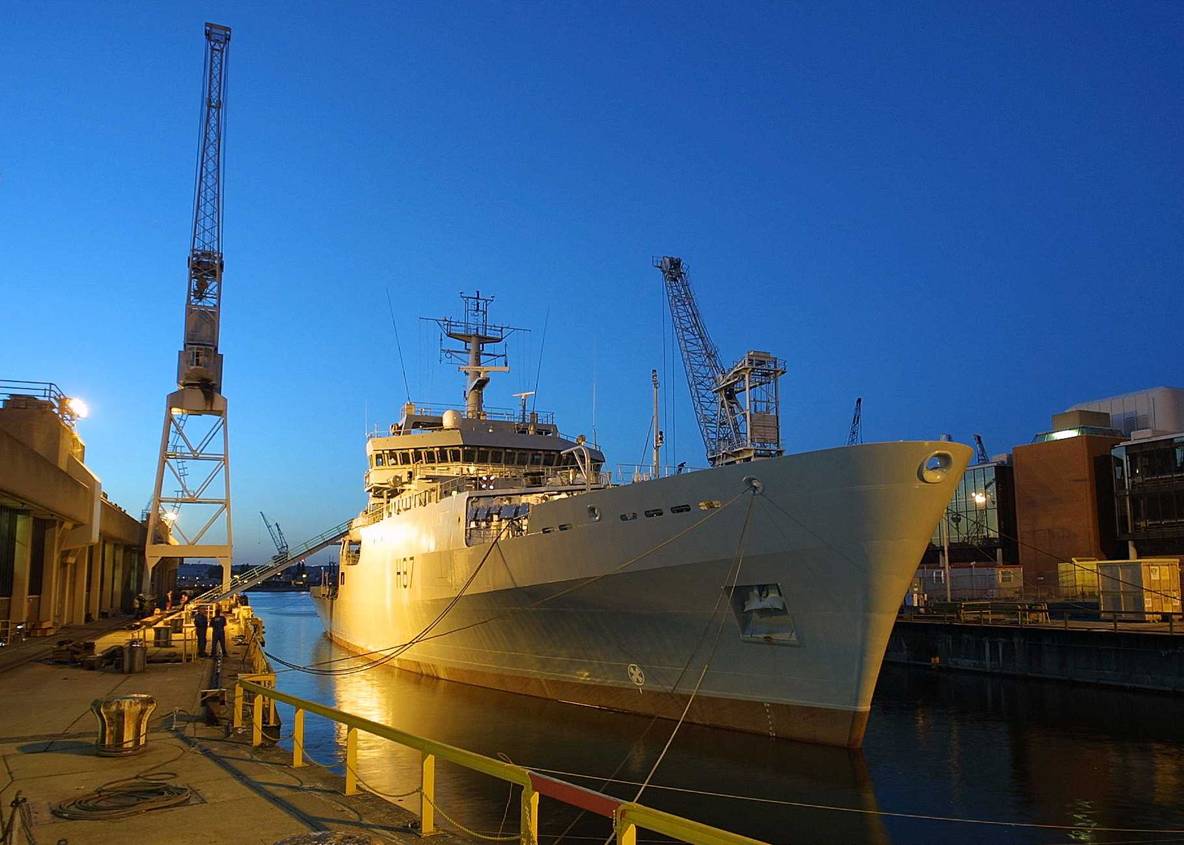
[364,402,605,500]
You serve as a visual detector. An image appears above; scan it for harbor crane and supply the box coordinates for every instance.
[973,433,990,465]
[847,397,863,445]
[146,23,235,591]
[654,257,785,466]
[260,512,289,561]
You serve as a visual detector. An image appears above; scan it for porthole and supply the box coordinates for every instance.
[644,509,663,518]
[698,500,722,510]
[619,512,638,522]
[671,504,691,514]
[587,505,601,522]
[558,524,572,531]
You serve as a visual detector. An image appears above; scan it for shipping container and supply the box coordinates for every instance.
[950,565,1024,600]
[1058,557,1100,599]
[1097,558,1182,621]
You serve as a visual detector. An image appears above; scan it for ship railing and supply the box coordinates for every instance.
[408,403,557,426]
[614,463,704,485]
[235,677,767,845]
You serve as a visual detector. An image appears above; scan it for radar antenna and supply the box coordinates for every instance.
[427,292,526,419]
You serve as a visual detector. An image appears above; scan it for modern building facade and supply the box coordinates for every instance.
[921,460,1018,567]
[1113,432,1184,558]
[1012,409,1124,593]
[0,381,174,636]
[1070,387,1184,439]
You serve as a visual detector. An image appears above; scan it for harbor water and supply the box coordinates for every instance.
[251,592,1184,845]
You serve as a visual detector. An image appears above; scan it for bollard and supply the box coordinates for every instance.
[92,695,157,756]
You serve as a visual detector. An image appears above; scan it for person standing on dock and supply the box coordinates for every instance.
[210,608,228,659]
[193,607,209,657]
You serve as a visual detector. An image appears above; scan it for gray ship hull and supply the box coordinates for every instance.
[313,441,970,747]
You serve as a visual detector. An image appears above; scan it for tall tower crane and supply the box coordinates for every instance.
[146,23,234,592]
[654,257,785,466]
[847,397,863,445]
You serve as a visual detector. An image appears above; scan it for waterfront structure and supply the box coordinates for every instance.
[1012,409,1124,594]
[1070,387,1184,439]
[0,381,169,636]
[312,293,970,748]
[1113,431,1184,558]
[921,459,1018,567]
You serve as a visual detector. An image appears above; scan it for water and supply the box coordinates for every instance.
[250,592,1184,844]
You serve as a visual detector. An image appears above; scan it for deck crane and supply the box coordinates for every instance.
[973,433,990,465]
[847,397,863,445]
[654,257,785,466]
[146,23,235,592]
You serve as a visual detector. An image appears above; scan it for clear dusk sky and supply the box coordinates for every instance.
[2,2,1181,562]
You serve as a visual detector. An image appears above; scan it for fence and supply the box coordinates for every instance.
[904,600,1184,633]
[233,677,766,845]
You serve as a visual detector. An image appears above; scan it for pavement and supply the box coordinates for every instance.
[0,613,468,845]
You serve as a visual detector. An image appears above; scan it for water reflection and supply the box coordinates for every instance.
[253,593,1184,845]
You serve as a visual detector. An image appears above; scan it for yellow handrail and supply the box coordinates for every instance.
[235,678,767,845]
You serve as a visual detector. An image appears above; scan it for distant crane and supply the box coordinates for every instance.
[260,512,289,561]
[847,397,863,445]
[146,23,235,592]
[973,433,990,465]
[654,256,785,466]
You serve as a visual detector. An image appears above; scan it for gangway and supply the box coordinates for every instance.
[190,518,353,604]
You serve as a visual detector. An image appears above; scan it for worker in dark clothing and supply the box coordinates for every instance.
[210,608,228,660]
[193,607,209,657]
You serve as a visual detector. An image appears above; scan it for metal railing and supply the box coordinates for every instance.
[903,601,1184,634]
[234,677,766,845]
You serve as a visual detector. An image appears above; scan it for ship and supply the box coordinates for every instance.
[312,288,970,748]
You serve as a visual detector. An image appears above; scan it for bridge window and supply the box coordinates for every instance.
[530,452,544,466]
[447,448,461,463]
[490,449,503,464]
[463,447,476,463]
[477,449,489,464]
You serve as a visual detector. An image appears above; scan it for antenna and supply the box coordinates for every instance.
[426,292,525,419]
[513,391,535,424]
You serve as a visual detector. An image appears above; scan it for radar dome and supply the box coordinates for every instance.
[442,409,462,429]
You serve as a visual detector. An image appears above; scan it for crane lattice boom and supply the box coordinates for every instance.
[847,397,863,445]
[178,22,231,392]
[655,256,784,466]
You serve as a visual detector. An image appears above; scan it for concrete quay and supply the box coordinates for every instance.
[0,611,467,845]
[887,615,1184,691]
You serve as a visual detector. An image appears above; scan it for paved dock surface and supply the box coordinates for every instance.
[0,615,468,844]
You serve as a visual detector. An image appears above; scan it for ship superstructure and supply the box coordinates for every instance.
[313,292,970,747]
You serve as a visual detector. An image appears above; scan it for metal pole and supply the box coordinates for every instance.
[651,369,661,478]
[942,509,952,603]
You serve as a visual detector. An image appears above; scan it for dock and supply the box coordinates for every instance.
[888,605,1184,691]
[0,607,459,845]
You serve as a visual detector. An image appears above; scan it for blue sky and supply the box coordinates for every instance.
[3,2,1181,561]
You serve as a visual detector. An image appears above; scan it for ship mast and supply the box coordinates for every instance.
[430,292,524,419]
